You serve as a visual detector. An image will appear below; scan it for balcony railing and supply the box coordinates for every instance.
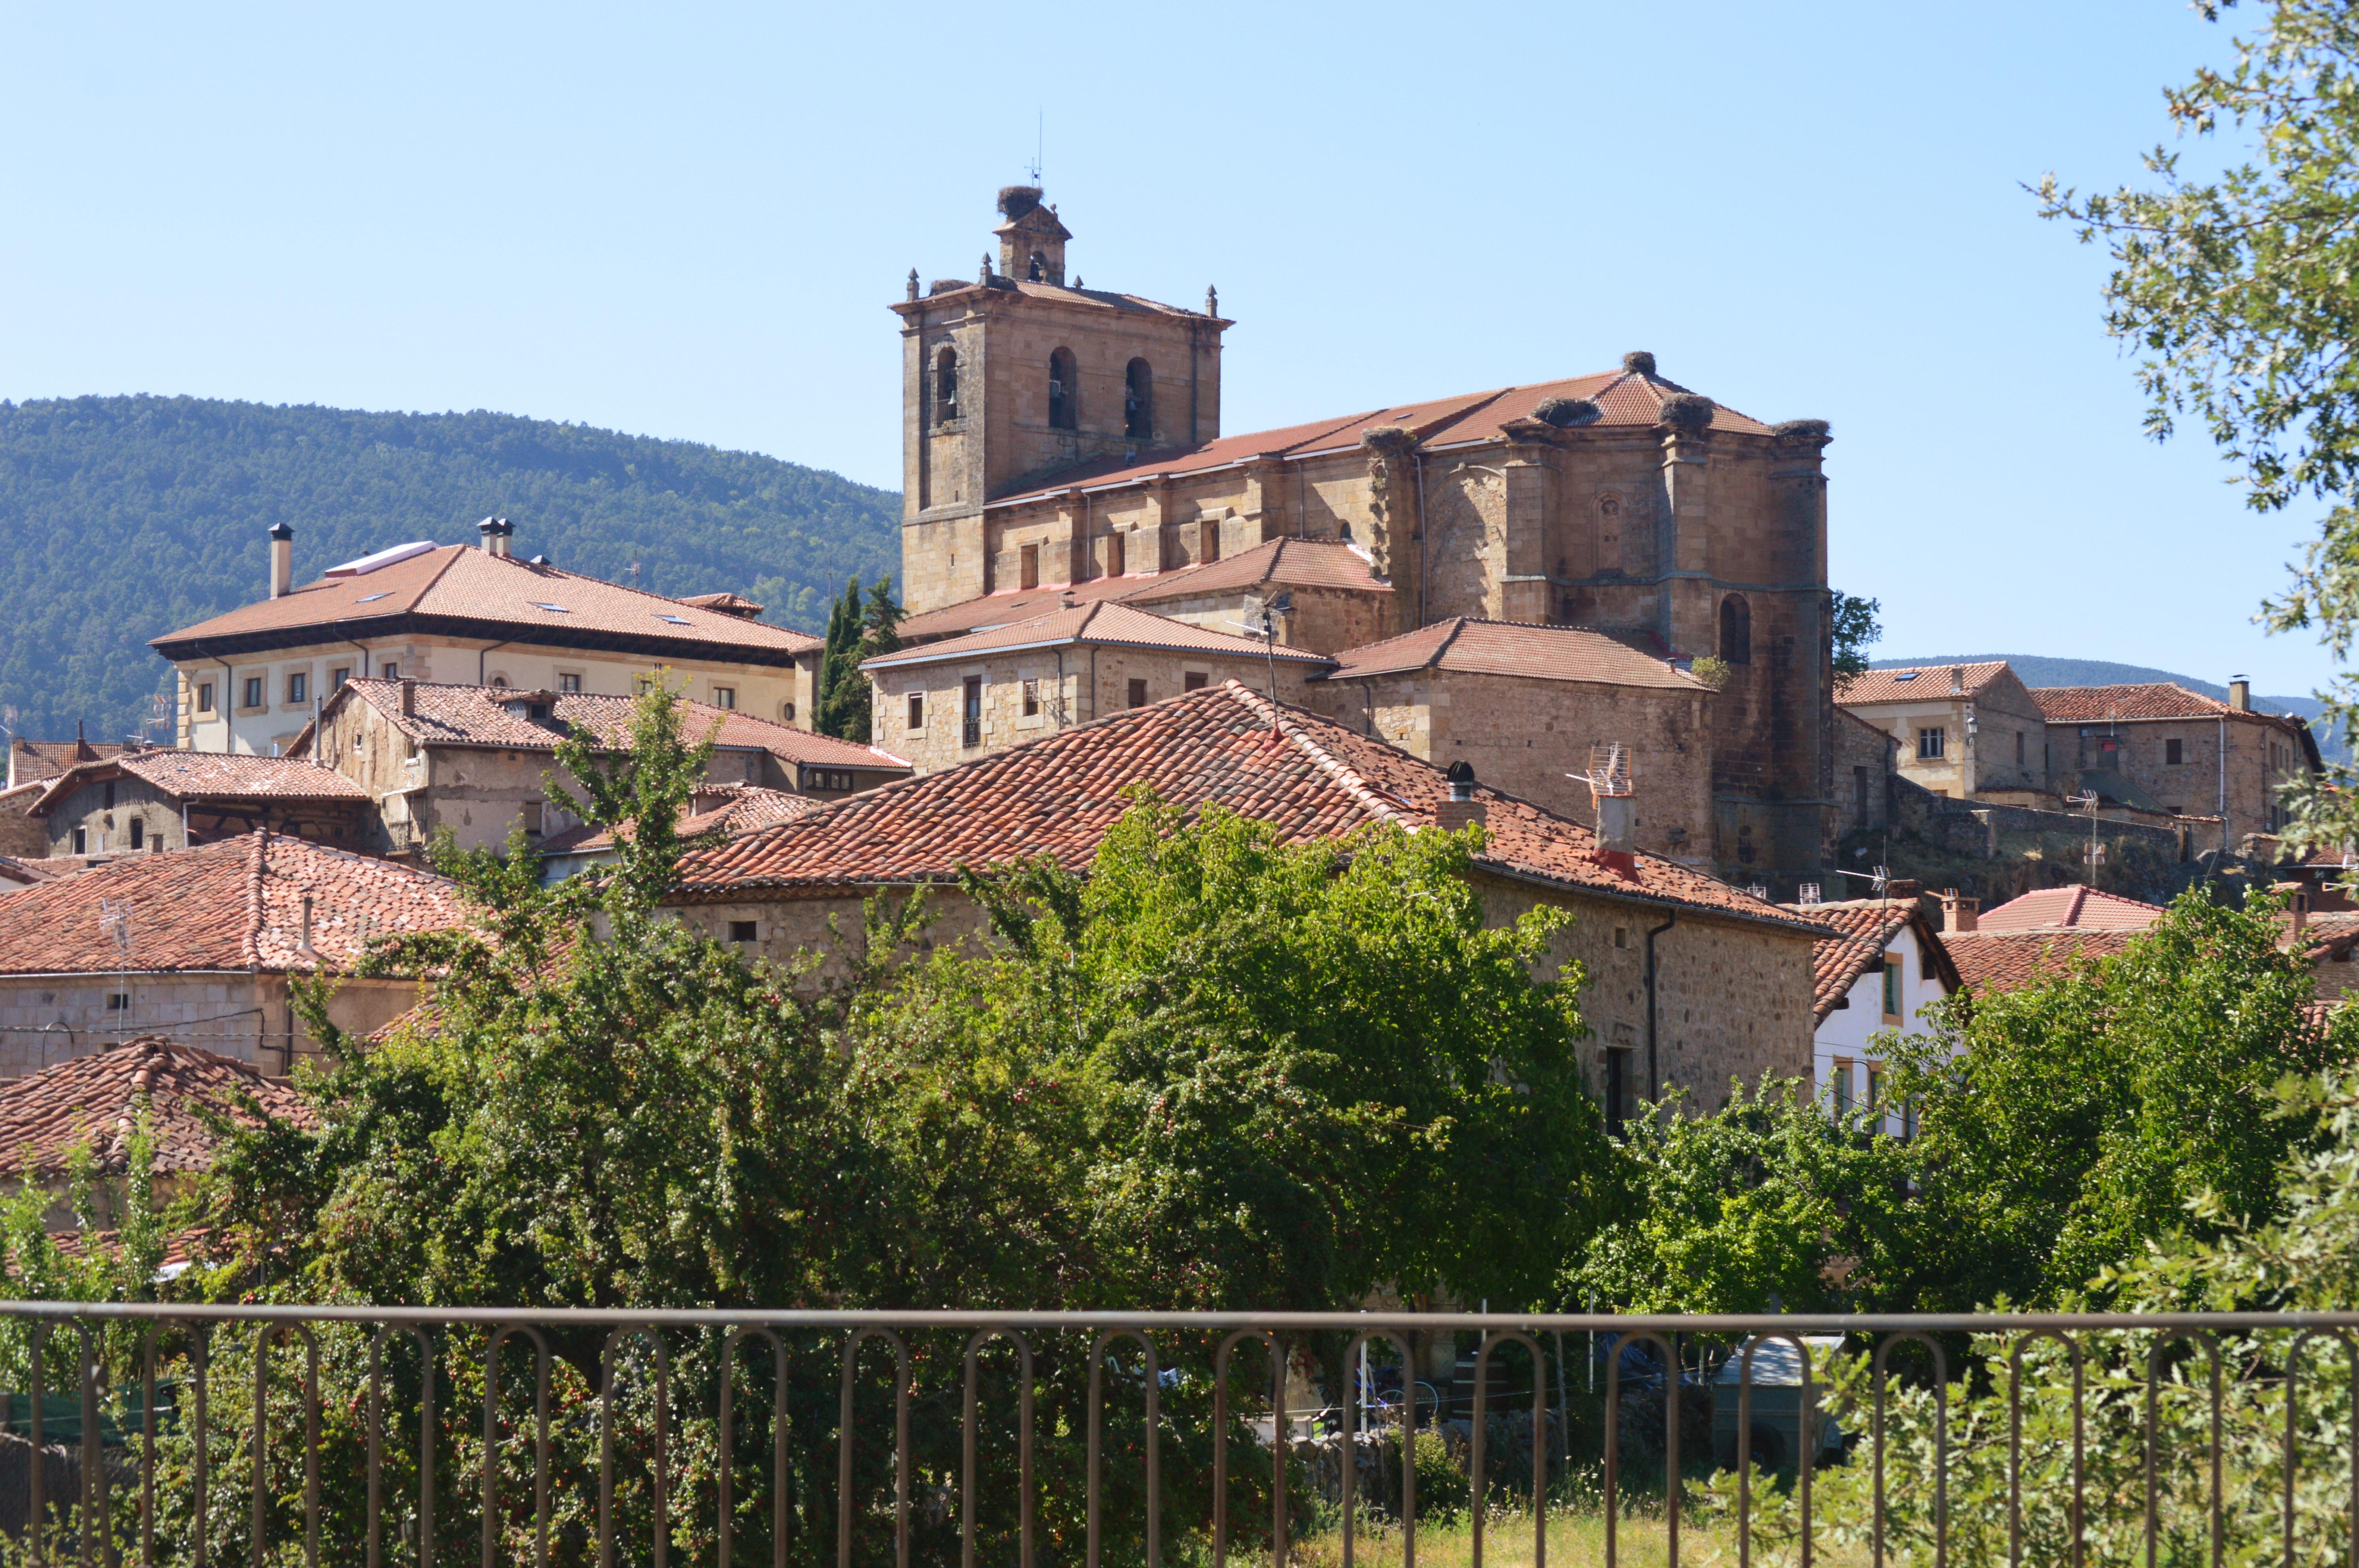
[0,1306,2348,1566]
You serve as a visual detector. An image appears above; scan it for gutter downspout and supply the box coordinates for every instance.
[1644,912,1677,1110]
[478,638,516,686]
[1052,648,1068,729]
[2219,714,2229,855]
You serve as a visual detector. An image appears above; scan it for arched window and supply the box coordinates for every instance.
[935,347,960,426]
[1048,348,1078,430]
[1719,593,1752,665]
[1125,358,1153,440]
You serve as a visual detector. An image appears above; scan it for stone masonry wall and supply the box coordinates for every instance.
[0,975,422,1078]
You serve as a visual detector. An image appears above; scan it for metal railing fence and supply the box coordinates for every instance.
[0,1307,2346,1567]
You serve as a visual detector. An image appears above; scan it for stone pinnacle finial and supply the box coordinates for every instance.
[906,268,919,302]
[1206,285,1219,317]
[979,253,992,285]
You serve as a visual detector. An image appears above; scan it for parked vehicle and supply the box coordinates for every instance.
[1710,1335,1846,1470]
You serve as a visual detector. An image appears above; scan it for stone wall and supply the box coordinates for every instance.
[0,974,422,1078]
[1305,670,1714,864]
[1834,710,1897,838]
[2043,713,2310,851]
[35,773,367,857]
[0,786,46,861]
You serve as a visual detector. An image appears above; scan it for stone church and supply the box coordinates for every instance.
[890,187,1838,884]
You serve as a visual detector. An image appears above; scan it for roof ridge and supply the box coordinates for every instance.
[1427,617,1473,671]
[244,828,269,971]
[1220,682,1406,829]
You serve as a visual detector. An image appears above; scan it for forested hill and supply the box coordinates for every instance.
[0,396,899,746]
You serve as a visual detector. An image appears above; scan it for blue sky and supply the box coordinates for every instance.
[2,1,2335,693]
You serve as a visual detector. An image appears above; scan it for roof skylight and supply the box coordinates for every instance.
[533,603,571,613]
[1894,671,1918,681]
[354,592,393,604]
[654,613,692,626]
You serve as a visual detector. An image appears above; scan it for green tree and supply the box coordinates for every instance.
[814,574,903,742]
[1830,589,1881,681]
[2034,1,2359,849]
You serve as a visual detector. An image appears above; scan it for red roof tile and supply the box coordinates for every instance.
[538,783,822,855]
[675,682,1821,933]
[0,830,462,976]
[331,680,911,772]
[28,752,365,817]
[866,601,1335,672]
[151,546,822,662]
[1783,898,1960,1024]
[2030,682,2302,725]
[1324,619,1708,690]
[0,1036,308,1179]
[1974,886,2165,933]
[675,591,767,618]
[987,367,1776,506]
[1943,929,2137,993]
[9,738,134,787]
[1837,662,2015,706]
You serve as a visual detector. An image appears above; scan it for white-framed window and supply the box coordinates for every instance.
[907,693,925,731]
[1021,679,1039,718]
[287,672,307,704]
[380,661,398,680]
[242,677,265,710]
[195,682,215,715]
[1917,727,1945,760]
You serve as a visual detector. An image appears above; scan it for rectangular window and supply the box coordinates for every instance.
[1605,1047,1630,1134]
[380,662,398,680]
[1020,543,1040,590]
[103,780,114,809]
[330,667,351,692]
[1920,940,1939,980]
[1866,1065,1884,1114]
[522,801,543,836]
[287,671,307,704]
[1200,518,1221,564]
[907,693,925,731]
[1107,532,1127,578]
[962,677,982,747]
[559,673,582,693]
[712,687,736,710]
[1882,959,1903,1020]
[1127,678,1148,709]
[196,682,216,715]
[106,993,129,1013]
[728,920,757,943]
[1832,1061,1854,1116]
[1917,727,1945,760]
[243,677,265,710]
[2166,737,2184,765]
[71,828,87,855]
[1184,671,1209,692]
[1021,679,1039,718]
[2016,731,2025,765]
[129,819,144,850]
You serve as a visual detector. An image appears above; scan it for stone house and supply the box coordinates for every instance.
[861,599,1334,773]
[298,679,911,858]
[2029,681,2321,851]
[1303,618,1716,864]
[1789,892,1961,1134]
[1836,662,2049,800]
[0,829,460,1078]
[7,735,137,791]
[892,186,1838,883]
[670,681,1825,1118]
[0,1035,307,1227]
[25,751,369,857]
[151,521,825,758]
[537,783,821,883]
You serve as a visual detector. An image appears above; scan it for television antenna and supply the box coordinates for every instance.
[1566,743,1632,799]
[1833,864,1893,897]
[1028,111,1043,184]
[2068,789,2102,884]
[1220,592,1294,711]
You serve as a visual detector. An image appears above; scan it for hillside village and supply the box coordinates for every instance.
[0,185,2336,1147]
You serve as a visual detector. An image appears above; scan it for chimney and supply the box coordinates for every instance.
[1948,666,1965,696]
[398,678,416,717]
[2230,678,2252,713]
[268,522,294,599]
[1436,761,1487,833]
[478,516,513,558]
[1884,878,1921,901]
[1058,589,1078,609]
[2277,881,2310,937]
[299,892,314,955]
[1939,888,1979,934]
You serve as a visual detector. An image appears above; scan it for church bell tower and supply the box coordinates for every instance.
[889,188,1230,615]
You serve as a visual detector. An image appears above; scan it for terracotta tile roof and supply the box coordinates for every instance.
[1780,898,1961,1024]
[150,545,822,662]
[898,538,1390,644]
[0,1036,308,1179]
[1943,929,2138,993]
[9,738,133,786]
[2288,909,2359,962]
[538,783,822,855]
[920,277,1207,319]
[987,367,1777,505]
[1119,537,1393,603]
[0,855,67,889]
[1323,619,1708,690]
[1975,885,2165,933]
[331,680,910,772]
[0,830,462,977]
[28,752,365,817]
[865,600,1336,672]
[1837,662,2016,706]
[2026,682,2317,728]
[675,681,1822,933]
